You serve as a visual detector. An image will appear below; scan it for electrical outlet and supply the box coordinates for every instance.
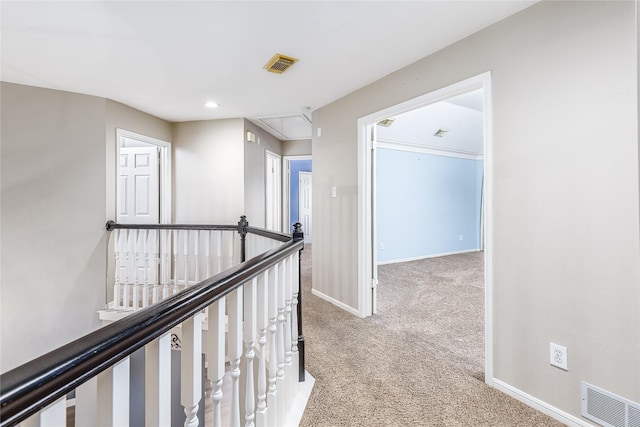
[459,235,464,241]
[379,242,385,250]
[550,343,568,370]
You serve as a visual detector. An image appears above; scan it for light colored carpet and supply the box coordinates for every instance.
[299,246,564,427]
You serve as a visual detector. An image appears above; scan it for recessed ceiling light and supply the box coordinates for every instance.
[205,101,219,108]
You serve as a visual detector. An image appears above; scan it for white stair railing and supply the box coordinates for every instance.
[110,222,287,312]
[113,227,239,310]
[1,218,307,427]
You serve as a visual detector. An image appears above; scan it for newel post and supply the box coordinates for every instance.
[238,215,249,262]
[292,222,305,381]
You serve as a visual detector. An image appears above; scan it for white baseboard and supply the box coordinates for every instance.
[492,378,589,427]
[377,248,481,266]
[311,289,361,317]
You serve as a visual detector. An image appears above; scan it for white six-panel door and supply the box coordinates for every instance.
[118,146,160,225]
[298,172,312,243]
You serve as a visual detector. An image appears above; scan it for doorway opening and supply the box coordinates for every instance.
[283,156,313,238]
[356,72,494,384]
[298,171,313,243]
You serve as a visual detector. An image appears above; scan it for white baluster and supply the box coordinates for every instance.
[255,271,269,426]
[133,229,142,310]
[244,277,257,427]
[291,251,300,386]
[141,229,150,308]
[216,231,223,274]
[228,287,244,427]
[145,332,171,426]
[124,229,134,310]
[150,229,160,304]
[249,234,257,259]
[226,233,234,268]
[194,230,200,283]
[205,230,212,279]
[276,261,286,423]
[76,377,98,426]
[172,230,179,295]
[208,298,226,427]
[245,234,252,260]
[181,312,202,427]
[284,255,294,404]
[22,396,66,427]
[183,230,190,290]
[267,265,278,427]
[97,357,130,426]
[257,234,263,259]
[114,229,122,309]
[162,229,170,300]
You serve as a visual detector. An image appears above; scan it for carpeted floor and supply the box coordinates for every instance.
[299,246,564,427]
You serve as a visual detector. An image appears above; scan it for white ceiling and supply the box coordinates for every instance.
[1,1,535,139]
[377,89,484,156]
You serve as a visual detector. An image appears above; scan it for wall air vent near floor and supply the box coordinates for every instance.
[582,381,640,427]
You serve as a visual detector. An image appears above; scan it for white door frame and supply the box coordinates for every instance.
[265,150,282,232]
[282,155,312,234]
[356,72,494,385]
[370,125,378,315]
[116,128,171,224]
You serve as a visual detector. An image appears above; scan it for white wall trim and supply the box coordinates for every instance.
[481,73,494,384]
[311,289,362,318]
[357,71,494,382]
[265,150,282,232]
[377,138,483,160]
[116,128,172,224]
[282,155,313,233]
[378,249,482,266]
[492,379,588,427]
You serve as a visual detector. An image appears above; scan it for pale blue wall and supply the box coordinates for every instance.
[289,159,312,232]
[376,148,483,263]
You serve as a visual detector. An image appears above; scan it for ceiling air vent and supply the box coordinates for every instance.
[264,53,298,74]
[434,128,449,137]
[377,118,395,127]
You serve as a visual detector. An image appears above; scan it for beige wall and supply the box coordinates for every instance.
[0,84,176,372]
[282,139,312,156]
[0,83,107,372]
[172,119,245,223]
[312,0,639,419]
[244,120,283,228]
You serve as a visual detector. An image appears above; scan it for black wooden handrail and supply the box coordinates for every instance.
[104,218,293,262]
[247,226,292,243]
[104,220,292,243]
[0,236,304,427]
[105,220,238,232]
